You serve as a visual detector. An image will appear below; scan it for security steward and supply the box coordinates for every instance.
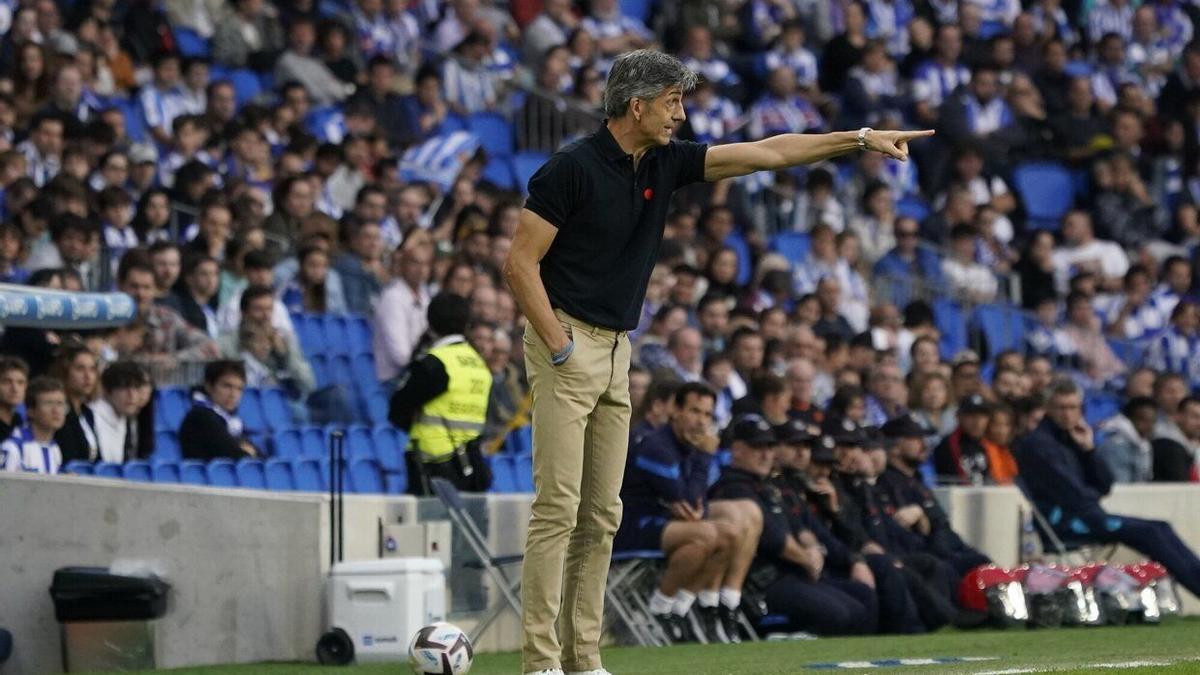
[877,414,992,576]
[388,293,493,495]
[708,415,878,636]
[772,418,926,634]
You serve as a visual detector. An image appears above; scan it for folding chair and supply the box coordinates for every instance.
[1015,477,1117,566]
[606,550,670,647]
[428,478,523,644]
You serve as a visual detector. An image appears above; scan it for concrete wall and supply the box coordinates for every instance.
[2,474,1198,673]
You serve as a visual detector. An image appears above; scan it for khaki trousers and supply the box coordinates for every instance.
[521,309,631,672]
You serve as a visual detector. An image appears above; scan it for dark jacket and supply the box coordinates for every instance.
[180,405,252,460]
[1014,417,1114,520]
[934,428,989,485]
[56,404,97,463]
[622,425,715,520]
[773,469,859,576]
[160,291,216,336]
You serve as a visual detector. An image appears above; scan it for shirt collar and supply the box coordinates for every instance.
[431,334,466,349]
[594,120,659,165]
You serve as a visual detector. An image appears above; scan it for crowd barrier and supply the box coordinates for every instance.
[0,473,1195,673]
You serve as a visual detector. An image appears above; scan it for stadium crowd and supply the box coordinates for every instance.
[1,0,1200,644]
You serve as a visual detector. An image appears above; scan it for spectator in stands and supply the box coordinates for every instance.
[180,359,259,459]
[523,0,578,65]
[350,56,408,149]
[942,224,997,303]
[940,64,1014,144]
[212,0,284,70]
[163,254,221,339]
[1062,290,1127,385]
[812,277,855,343]
[679,26,741,99]
[148,241,182,297]
[708,415,878,636]
[1151,256,1192,318]
[0,355,29,440]
[785,357,824,425]
[629,376,678,446]
[388,293,490,494]
[864,363,907,427]
[442,32,499,115]
[0,375,66,473]
[747,66,824,139]
[28,215,101,291]
[280,243,348,315]
[218,250,295,338]
[617,384,759,643]
[1145,300,1200,389]
[727,327,765,400]
[933,394,992,485]
[1153,395,1200,481]
[581,0,653,59]
[91,361,152,463]
[1016,377,1200,597]
[119,259,221,371]
[334,219,386,314]
[841,41,903,130]
[911,24,969,126]
[764,20,819,92]
[276,18,351,107]
[1103,264,1166,340]
[1052,210,1129,295]
[375,244,432,384]
[981,404,1019,485]
[50,344,98,463]
[1094,152,1168,248]
[1097,396,1159,483]
[872,217,942,309]
[139,51,187,146]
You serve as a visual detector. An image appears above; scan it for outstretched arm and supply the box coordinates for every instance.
[703,128,935,182]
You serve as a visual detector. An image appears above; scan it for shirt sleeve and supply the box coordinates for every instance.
[629,435,684,504]
[670,139,709,189]
[524,152,586,229]
[388,354,450,430]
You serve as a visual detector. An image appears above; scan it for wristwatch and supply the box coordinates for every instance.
[857,127,872,150]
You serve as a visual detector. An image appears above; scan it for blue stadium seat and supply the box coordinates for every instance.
[769,232,811,265]
[62,460,93,476]
[717,449,732,466]
[236,459,267,489]
[372,427,407,493]
[725,232,753,286]
[153,431,181,461]
[173,26,210,58]
[294,313,327,355]
[152,462,180,483]
[620,0,653,22]
[896,195,931,222]
[120,97,148,143]
[347,316,373,354]
[322,315,352,356]
[319,458,348,492]
[304,105,341,140]
[207,459,238,487]
[300,426,327,457]
[1107,338,1146,367]
[94,462,122,479]
[261,388,294,432]
[514,454,534,492]
[1013,162,1074,230]
[156,388,189,432]
[273,428,302,459]
[932,298,968,359]
[482,157,515,189]
[180,460,208,485]
[239,389,266,434]
[228,68,263,106]
[352,354,378,394]
[1085,390,1122,427]
[513,151,549,195]
[349,458,385,493]
[292,457,323,491]
[366,389,390,425]
[971,304,1033,359]
[468,112,514,158]
[328,355,354,388]
[504,425,532,455]
[123,460,153,482]
[265,458,296,490]
[346,425,375,459]
[489,455,517,492]
[310,354,331,388]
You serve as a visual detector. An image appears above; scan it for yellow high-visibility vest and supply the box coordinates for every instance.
[408,338,492,462]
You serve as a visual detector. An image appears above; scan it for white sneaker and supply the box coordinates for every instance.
[524,670,565,675]
[567,670,613,675]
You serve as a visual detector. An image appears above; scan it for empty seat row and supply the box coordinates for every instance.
[155,387,296,434]
[63,457,401,494]
[292,313,373,358]
[488,453,533,493]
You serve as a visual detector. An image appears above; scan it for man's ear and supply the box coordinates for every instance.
[630,97,641,121]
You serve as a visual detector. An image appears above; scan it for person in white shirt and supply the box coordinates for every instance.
[90,361,152,464]
[942,223,998,303]
[375,244,433,383]
[1,376,67,474]
[1051,209,1130,295]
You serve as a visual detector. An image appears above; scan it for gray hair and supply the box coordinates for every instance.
[603,49,698,118]
[1046,376,1082,400]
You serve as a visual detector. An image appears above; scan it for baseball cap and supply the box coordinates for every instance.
[129,143,159,165]
[774,418,819,446]
[727,415,776,447]
[811,435,837,463]
[881,414,931,439]
[861,425,886,449]
[959,394,992,415]
[825,417,866,447]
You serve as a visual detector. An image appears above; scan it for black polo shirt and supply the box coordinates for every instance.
[524,122,708,331]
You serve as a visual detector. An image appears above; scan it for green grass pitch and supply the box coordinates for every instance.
[127,618,1200,674]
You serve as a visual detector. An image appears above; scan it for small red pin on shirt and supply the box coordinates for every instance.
[643,187,654,201]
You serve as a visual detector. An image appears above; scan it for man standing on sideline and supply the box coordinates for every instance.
[504,48,932,675]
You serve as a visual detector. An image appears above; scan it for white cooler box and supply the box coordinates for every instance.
[328,558,446,662]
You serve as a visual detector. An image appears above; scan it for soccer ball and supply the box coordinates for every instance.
[408,622,474,675]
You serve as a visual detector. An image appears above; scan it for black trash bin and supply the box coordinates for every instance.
[49,566,171,672]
